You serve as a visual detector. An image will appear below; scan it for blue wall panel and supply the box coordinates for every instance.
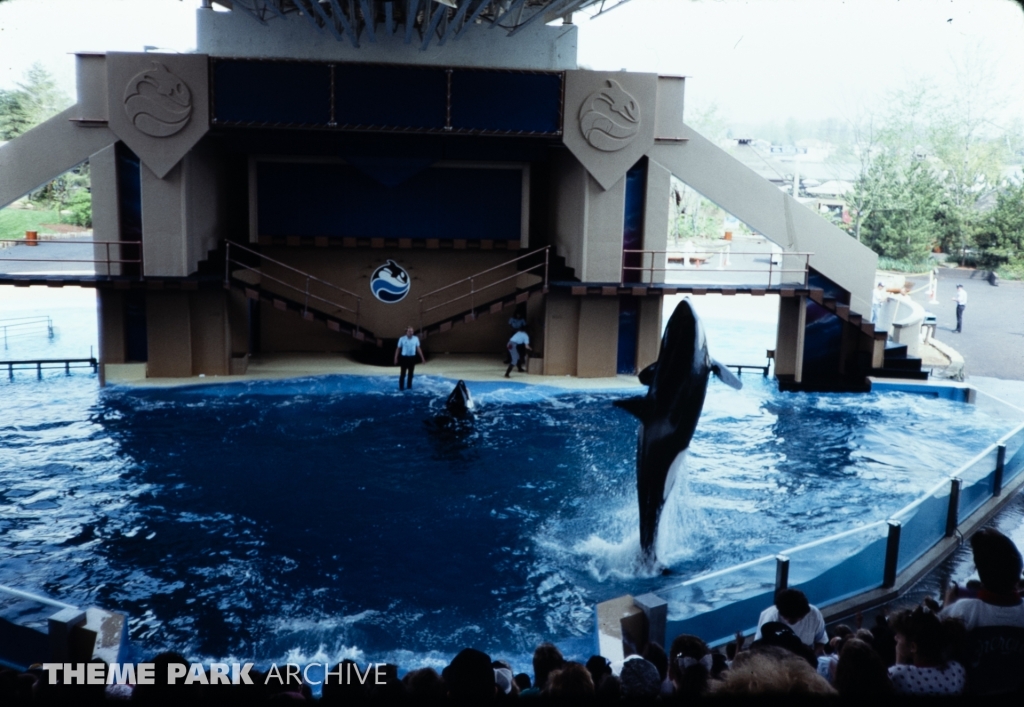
[257,162,522,240]
[334,65,447,129]
[450,71,562,134]
[214,61,331,126]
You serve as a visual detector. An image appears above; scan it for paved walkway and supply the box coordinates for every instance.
[907,269,1024,381]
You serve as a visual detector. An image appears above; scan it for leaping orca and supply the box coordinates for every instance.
[445,380,474,419]
[614,299,742,568]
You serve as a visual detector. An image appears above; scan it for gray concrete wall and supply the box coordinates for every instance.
[90,144,121,276]
[583,173,626,283]
[141,163,186,277]
[197,6,577,70]
[550,150,587,280]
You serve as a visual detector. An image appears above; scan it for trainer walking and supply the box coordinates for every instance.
[394,326,425,390]
[952,284,967,333]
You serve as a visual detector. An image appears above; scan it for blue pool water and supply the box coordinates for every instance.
[0,369,1014,672]
[0,289,1018,673]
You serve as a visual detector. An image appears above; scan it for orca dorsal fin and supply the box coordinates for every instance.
[613,396,650,421]
[638,362,658,387]
[710,358,744,390]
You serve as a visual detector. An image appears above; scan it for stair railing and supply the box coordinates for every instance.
[417,246,549,336]
[622,248,812,287]
[224,241,363,334]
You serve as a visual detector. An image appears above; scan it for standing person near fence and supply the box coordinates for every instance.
[394,326,425,391]
[952,284,967,333]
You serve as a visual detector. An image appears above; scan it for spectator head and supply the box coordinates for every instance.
[753,622,818,667]
[712,645,835,695]
[443,648,496,702]
[584,655,612,688]
[544,662,595,697]
[775,588,812,623]
[512,673,531,692]
[642,642,668,682]
[889,606,964,666]
[834,638,892,697]
[618,657,661,698]
[531,642,564,691]
[971,528,1023,594]
[668,634,712,694]
[402,667,445,702]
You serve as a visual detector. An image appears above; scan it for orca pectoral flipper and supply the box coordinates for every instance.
[613,396,649,421]
[710,358,743,390]
[638,362,658,387]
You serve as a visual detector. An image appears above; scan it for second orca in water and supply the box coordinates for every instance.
[615,299,742,568]
[445,380,474,418]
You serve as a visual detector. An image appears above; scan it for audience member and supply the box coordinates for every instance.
[755,588,827,654]
[887,606,966,695]
[544,662,594,697]
[667,634,714,696]
[712,645,835,695]
[834,638,893,697]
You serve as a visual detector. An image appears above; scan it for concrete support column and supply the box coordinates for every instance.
[146,291,192,378]
[775,295,806,383]
[582,175,626,283]
[636,297,662,372]
[189,290,230,377]
[96,289,125,387]
[577,298,619,378]
[642,160,671,285]
[90,144,120,276]
[141,163,186,277]
[542,292,580,376]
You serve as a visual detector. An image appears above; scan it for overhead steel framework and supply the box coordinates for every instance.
[209,0,632,49]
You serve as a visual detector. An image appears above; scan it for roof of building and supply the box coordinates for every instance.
[215,0,630,49]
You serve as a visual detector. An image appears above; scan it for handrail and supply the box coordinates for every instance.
[0,316,53,350]
[0,239,143,275]
[224,241,363,334]
[621,248,813,287]
[417,246,549,335]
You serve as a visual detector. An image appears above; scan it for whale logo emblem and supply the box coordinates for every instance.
[370,259,410,303]
[579,79,640,152]
[123,62,193,138]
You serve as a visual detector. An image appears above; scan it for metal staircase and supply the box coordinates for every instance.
[223,241,384,346]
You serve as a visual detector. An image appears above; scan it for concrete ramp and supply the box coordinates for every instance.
[0,105,116,210]
[649,125,877,315]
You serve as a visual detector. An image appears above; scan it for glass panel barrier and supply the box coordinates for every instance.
[784,523,889,607]
[894,484,951,573]
[958,449,999,520]
[662,556,776,646]
[1001,425,1024,484]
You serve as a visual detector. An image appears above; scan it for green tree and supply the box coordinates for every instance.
[0,63,72,140]
[852,154,943,262]
[973,179,1024,272]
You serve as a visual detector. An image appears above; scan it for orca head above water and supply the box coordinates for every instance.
[615,299,742,568]
[445,380,474,418]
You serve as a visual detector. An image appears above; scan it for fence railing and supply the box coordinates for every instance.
[653,416,1024,646]
[224,241,363,334]
[0,238,143,277]
[621,249,812,287]
[417,246,549,335]
[0,316,54,350]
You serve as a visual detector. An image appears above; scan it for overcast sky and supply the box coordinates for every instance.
[1,0,1022,129]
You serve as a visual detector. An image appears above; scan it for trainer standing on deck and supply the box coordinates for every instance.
[395,326,425,390]
[952,284,967,333]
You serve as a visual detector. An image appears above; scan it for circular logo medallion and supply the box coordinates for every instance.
[123,62,193,138]
[579,79,640,152]
[370,259,410,303]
